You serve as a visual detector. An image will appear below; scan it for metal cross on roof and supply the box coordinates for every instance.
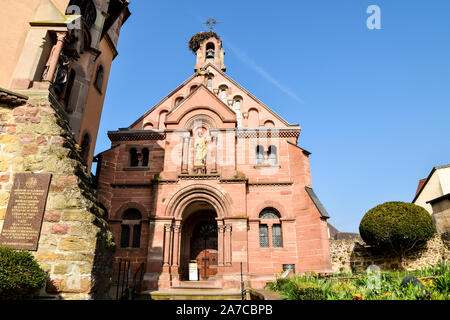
[204,17,219,31]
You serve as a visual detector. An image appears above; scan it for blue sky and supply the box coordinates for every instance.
[95,0,450,232]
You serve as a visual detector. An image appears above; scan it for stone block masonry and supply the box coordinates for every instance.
[330,234,449,274]
[0,88,115,300]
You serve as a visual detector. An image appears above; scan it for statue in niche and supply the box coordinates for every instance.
[194,128,208,167]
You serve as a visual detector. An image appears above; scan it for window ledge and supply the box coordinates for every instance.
[124,166,149,171]
[253,164,281,169]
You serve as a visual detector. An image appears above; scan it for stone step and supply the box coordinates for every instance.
[174,281,220,289]
[139,289,243,300]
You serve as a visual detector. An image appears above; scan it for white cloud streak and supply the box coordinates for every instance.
[224,38,305,104]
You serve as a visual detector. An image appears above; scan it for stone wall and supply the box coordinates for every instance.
[0,88,115,299]
[330,234,450,274]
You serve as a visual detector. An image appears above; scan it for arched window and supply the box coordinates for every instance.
[256,145,265,165]
[234,98,241,110]
[207,77,213,90]
[190,85,198,93]
[120,208,142,248]
[248,108,259,127]
[174,97,183,106]
[94,64,104,92]
[219,85,227,101]
[129,148,139,167]
[66,0,97,29]
[268,146,278,166]
[259,208,282,248]
[143,122,154,130]
[264,120,275,127]
[206,42,215,58]
[158,110,168,130]
[80,132,91,165]
[142,148,149,167]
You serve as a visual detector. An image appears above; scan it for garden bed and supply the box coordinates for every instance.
[266,261,449,300]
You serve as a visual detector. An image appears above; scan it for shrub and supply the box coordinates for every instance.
[359,202,435,269]
[280,280,324,300]
[0,247,46,300]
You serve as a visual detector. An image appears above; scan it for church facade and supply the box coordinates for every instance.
[96,32,332,290]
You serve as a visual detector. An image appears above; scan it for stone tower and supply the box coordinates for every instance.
[0,0,130,170]
[192,32,226,72]
[0,0,130,299]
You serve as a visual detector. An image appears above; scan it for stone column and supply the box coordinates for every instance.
[172,222,181,268]
[210,131,218,174]
[170,221,182,284]
[44,32,66,82]
[218,224,225,266]
[225,224,232,266]
[163,224,172,268]
[181,133,190,174]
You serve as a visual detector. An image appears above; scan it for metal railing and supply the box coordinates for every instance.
[113,259,146,300]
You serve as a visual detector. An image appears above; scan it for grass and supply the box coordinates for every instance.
[266,261,450,300]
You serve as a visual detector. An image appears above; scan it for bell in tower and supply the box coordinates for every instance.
[206,43,215,58]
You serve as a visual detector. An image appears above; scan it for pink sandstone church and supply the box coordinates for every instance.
[96,31,332,290]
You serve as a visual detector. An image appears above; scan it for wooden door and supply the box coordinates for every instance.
[190,222,218,280]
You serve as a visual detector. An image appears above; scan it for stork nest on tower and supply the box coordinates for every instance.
[188,31,220,53]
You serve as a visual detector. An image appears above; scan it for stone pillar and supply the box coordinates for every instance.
[218,224,225,266]
[171,222,181,268]
[181,133,190,174]
[163,224,172,268]
[211,132,218,174]
[224,224,232,266]
[44,32,66,82]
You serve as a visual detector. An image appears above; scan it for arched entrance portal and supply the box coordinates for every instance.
[180,201,218,281]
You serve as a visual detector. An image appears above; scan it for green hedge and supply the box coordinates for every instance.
[0,247,46,300]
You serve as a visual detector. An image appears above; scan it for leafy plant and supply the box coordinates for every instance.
[434,273,450,293]
[359,202,435,269]
[0,247,46,300]
[266,262,450,300]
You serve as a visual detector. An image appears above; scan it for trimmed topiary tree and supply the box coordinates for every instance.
[359,201,435,269]
[0,247,46,300]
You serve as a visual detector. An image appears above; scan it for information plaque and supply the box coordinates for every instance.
[0,173,52,251]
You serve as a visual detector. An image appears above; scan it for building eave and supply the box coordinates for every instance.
[0,88,29,107]
[305,186,330,219]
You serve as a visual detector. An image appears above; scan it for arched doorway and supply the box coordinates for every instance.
[191,221,218,280]
[180,201,218,281]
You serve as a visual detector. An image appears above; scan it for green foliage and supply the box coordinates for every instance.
[266,262,450,300]
[188,31,220,53]
[267,275,324,300]
[359,202,435,266]
[0,247,46,300]
[435,274,450,293]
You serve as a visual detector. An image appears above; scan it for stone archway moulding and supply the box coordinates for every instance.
[115,201,149,220]
[164,184,232,219]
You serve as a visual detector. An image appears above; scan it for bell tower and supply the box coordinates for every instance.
[190,31,226,72]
